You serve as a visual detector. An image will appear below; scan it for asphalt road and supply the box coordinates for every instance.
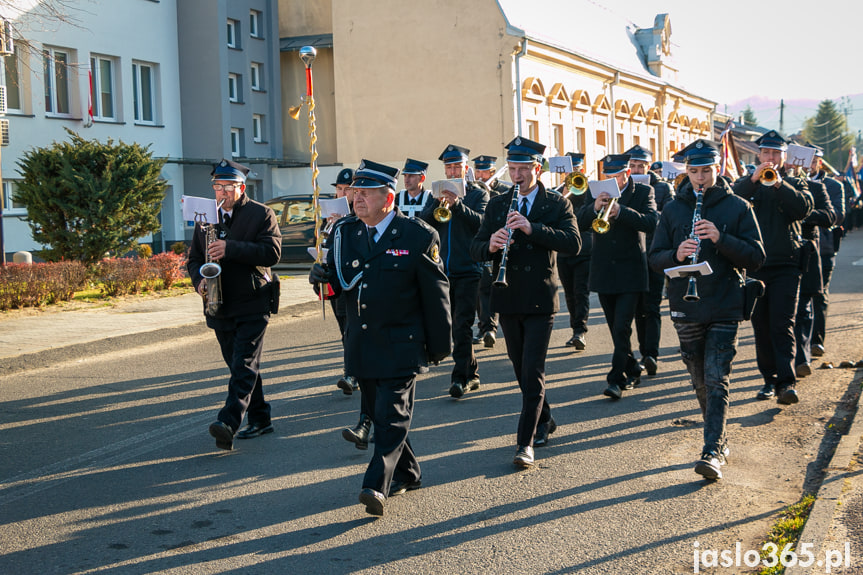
[1,237,862,574]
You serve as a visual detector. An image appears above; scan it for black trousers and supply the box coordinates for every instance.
[476,263,498,334]
[751,266,801,389]
[359,375,421,497]
[635,268,664,359]
[557,256,590,335]
[795,293,816,366]
[597,292,643,386]
[498,313,554,447]
[812,252,836,348]
[450,275,480,383]
[213,315,271,432]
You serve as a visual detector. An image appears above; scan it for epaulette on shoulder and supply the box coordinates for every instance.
[405,215,435,235]
[333,214,359,231]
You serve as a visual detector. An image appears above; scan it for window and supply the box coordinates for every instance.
[230,128,242,157]
[633,135,641,147]
[132,61,157,124]
[89,55,116,120]
[575,127,585,154]
[616,133,624,153]
[228,73,240,102]
[43,47,72,115]
[227,19,239,48]
[249,10,262,38]
[2,43,21,112]
[650,137,657,156]
[596,130,607,147]
[526,120,539,142]
[252,114,263,142]
[250,62,262,91]
[2,181,24,213]
[552,123,563,157]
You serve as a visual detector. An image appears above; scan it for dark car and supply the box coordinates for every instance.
[265,194,335,263]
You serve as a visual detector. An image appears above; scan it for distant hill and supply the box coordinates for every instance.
[722,94,863,138]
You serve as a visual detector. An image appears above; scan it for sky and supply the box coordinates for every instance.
[589,0,862,130]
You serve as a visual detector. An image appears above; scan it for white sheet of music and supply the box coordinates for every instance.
[431,179,466,198]
[664,260,713,278]
[786,144,816,169]
[320,196,350,219]
[661,161,686,181]
[588,178,621,199]
[181,195,218,224]
[548,156,574,174]
[632,174,651,185]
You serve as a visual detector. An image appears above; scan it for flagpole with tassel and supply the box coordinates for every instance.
[290,46,326,318]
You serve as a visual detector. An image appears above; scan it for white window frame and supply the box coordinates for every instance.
[249,10,262,38]
[252,114,263,142]
[2,181,25,214]
[227,19,239,48]
[2,43,23,113]
[250,62,261,91]
[230,128,242,157]
[43,46,72,116]
[228,73,239,102]
[89,55,117,121]
[132,60,157,124]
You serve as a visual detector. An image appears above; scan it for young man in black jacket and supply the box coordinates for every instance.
[187,159,282,451]
[650,140,765,480]
[733,131,813,404]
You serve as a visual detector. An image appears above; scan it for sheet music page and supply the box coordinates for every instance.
[431,179,466,198]
[786,144,816,169]
[320,196,350,218]
[587,178,621,199]
[548,156,574,174]
[181,196,218,224]
[661,161,686,181]
[664,260,713,278]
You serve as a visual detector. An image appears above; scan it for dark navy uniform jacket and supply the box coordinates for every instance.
[325,211,452,379]
[421,182,489,278]
[577,179,658,294]
[799,179,836,294]
[471,182,581,315]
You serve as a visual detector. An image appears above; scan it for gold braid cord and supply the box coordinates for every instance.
[308,95,322,265]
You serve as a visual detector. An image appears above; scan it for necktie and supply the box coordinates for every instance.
[368,227,377,250]
[520,198,529,217]
[223,213,232,228]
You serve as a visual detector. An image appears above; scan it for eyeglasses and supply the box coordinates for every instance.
[212,184,240,192]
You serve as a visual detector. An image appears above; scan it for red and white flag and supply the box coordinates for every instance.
[86,66,94,126]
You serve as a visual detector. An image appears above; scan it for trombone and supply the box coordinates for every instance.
[591,197,617,234]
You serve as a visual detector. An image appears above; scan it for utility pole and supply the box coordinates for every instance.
[779,99,785,135]
[0,19,11,267]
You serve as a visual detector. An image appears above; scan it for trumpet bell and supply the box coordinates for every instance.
[200,262,222,279]
[591,218,611,234]
[760,167,778,186]
[433,206,451,223]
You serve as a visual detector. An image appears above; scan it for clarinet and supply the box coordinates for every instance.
[492,184,521,288]
[683,185,704,302]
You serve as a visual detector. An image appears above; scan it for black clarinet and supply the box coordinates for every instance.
[683,185,704,302]
[492,184,521,288]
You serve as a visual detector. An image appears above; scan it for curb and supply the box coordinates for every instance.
[785,370,863,575]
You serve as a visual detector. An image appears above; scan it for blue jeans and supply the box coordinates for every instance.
[673,321,738,456]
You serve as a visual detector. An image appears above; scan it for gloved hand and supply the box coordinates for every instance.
[428,352,449,366]
[309,263,329,285]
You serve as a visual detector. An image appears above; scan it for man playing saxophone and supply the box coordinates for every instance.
[187,159,282,451]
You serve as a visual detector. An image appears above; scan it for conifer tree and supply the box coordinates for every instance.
[803,100,854,170]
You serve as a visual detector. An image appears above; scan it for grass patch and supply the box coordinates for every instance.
[757,494,816,574]
[72,276,193,303]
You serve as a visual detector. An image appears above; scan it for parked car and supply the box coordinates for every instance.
[265,194,335,264]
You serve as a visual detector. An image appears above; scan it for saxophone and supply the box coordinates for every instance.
[199,201,225,317]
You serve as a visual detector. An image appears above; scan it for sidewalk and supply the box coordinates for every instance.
[0,275,319,361]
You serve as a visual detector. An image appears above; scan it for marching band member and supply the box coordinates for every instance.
[471,136,580,467]
[396,159,433,218]
[649,139,765,480]
[577,154,657,400]
[309,160,451,516]
[733,131,813,404]
[421,145,489,399]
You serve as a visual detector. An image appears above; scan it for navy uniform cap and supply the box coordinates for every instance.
[755,130,788,151]
[678,139,720,166]
[472,155,497,170]
[211,158,250,182]
[352,160,400,189]
[331,168,354,187]
[402,158,429,175]
[565,152,585,167]
[805,141,824,158]
[505,136,546,163]
[650,161,663,171]
[601,154,631,174]
[623,145,652,162]
[439,144,470,165]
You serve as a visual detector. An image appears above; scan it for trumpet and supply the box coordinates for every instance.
[433,198,451,222]
[563,171,588,196]
[591,197,617,234]
[760,166,779,186]
[492,185,521,288]
[198,199,226,317]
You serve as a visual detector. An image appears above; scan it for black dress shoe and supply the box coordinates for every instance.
[337,375,358,395]
[625,373,641,388]
[811,344,825,357]
[533,417,557,447]
[208,421,234,451]
[236,422,274,439]
[483,331,496,348]
[514,445,535,468]
[572,334,586,351]
[755,383,775,400]
[449,381,466,398]
[777,387,799,405]
[643,356,658,376]
[603,384,623,400]
[795,363,812,378]
[389,478,422,497]
[342,415,371,450]
[359,488,385,516]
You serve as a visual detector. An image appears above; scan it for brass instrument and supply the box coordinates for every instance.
[492,184,521,288]
[591,197,617,234]
[434,198,452,222]
[198,199,226,317]
[760,166,779,186]
[563,171,588,196]
[683,186,704,302]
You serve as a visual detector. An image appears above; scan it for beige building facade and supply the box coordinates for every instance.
[277,0,715,190]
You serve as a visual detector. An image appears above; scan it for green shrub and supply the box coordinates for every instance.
[171,241,187,256]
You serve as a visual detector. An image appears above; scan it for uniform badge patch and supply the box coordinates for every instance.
[431,245,440,263]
